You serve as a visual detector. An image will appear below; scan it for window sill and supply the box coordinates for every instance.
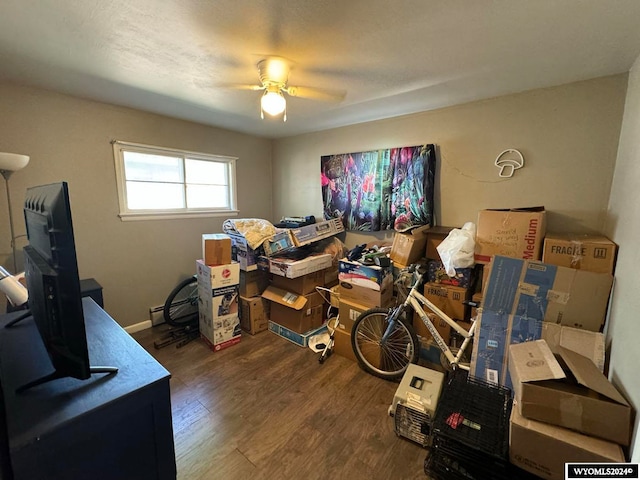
[118,210,239,221]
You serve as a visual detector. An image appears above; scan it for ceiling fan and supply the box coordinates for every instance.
[230,56,346,121]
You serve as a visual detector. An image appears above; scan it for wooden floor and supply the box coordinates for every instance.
[133,325,431,480]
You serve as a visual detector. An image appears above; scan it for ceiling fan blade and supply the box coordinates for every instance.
[285,85,346,102]
[219,83,265,92]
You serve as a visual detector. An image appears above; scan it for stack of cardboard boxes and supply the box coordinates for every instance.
[261,255,334,346]
[331,258,394,360]
[222,218,344,344]
[197,234,242,352]
[464,207,627,478]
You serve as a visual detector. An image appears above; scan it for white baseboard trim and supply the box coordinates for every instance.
[125,320,152,334]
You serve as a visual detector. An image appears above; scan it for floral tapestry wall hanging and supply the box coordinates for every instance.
[321,144,436,232]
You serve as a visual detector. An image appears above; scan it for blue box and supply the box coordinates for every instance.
[268,321,328,347]
[470,310,543,390]
[482,255,612,331]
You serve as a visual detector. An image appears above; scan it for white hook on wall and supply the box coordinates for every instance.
[494,149,524,178]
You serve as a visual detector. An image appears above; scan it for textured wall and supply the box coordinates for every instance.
[0,83,272,327]
[273,74,627,248]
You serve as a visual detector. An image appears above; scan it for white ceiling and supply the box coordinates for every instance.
[1,0,640,139]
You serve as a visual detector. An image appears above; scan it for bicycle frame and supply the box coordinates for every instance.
[385,268,476,370]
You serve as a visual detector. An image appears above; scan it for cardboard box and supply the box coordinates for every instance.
[389,224,430,266]
[239,269,270,297]
[541,322,605,373]
[196,260,241,351]
[258,254,333,278]
[423,283,470,321]
[338,259,392,290]
[270,269,326,295]
[227,232,261,271]
[475,207,546,263]
[337,298,370,332]
[426,260,474,288]
[483,255,613,332]
[509,407,625,480]
[333,326,356,362]
[338,275,394,308]
[202,233,232,266]
[509,340,631,445]
[268,321,327,348]
[542,233,617,274]
[470,312,607,389]
[324,266,339,287]
[239,295,270,335]
[290,218,345,247]
[470,311,543,388]
[413,310,451,345]
[262,230,296,257]
[425,226,454,260]
[262,286,324,333]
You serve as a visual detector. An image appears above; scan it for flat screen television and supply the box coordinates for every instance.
[10,182,116,393]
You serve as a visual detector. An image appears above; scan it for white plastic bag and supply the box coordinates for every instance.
[436,222,476,276]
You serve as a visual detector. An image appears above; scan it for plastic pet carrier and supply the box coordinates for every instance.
[389,364,445,447]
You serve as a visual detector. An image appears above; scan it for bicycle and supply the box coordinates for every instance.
[351,263,476,380]
[154,275,200,349]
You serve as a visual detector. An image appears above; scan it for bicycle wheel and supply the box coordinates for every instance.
[164,276,199,327]
[351,307,419,380]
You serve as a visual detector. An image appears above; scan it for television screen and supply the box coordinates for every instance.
[17,182,115,392]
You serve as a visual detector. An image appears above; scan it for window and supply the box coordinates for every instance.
[112,141,238,221]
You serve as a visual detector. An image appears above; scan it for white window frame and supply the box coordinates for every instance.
[112,140,238,221]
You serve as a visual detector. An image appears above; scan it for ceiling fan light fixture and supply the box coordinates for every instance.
[261,90,286,116]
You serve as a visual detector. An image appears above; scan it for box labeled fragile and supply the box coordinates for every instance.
[202,233,232,266]
[475,207,546,263]
[289,218,345,247]
[268,321,328,347]
[422,283,470,321]
[258,254,333,278]
[542,233,617,274]
[509,340,632,445]
[483,255,613,332]
[338,259,392,290]
[227,232,261,271]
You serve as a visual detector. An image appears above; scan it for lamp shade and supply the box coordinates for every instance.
[0,152,30,172]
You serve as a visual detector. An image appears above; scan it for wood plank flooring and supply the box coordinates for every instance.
[133,325,431,480]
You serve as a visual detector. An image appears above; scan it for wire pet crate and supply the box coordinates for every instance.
[431,369,512,460]
[424,435,539,480]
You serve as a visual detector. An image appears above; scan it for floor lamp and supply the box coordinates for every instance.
[0,152,30,274]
